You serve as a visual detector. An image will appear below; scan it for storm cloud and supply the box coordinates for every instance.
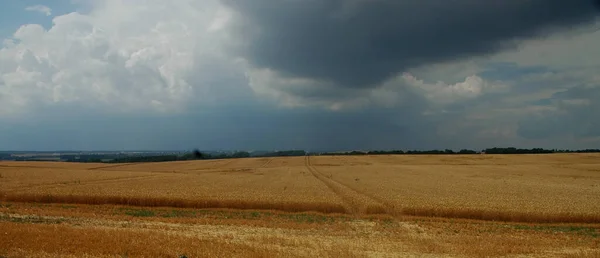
[1,0,600,151]
[224,0,600,88]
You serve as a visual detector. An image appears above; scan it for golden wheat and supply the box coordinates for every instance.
[309,154,600,222]
[0,161,347,214]
[1,153,599,257]
[1,209,597,258]
[2,154,600,222]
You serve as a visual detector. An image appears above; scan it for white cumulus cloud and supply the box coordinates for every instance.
[1,0,241,117]
[25,5,52,16]
[402,73,509,105]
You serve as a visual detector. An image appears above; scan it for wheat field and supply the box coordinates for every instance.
[310,154,600,222]
[1,154,600,257]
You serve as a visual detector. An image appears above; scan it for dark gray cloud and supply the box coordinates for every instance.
[224,0,600,88]
[0,105,437,151]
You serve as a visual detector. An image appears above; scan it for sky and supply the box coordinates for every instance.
[0,0,599,151]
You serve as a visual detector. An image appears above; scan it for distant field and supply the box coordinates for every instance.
[1,154,600,257]
[2,154,599,221]
[310,154,600,222]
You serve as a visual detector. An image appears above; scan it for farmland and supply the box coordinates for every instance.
[1,154,600,257]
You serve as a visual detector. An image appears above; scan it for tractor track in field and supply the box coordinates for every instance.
[330,176,398,216]
[305,156,388,216]
[260,158,274,168]
[88,163,140,171]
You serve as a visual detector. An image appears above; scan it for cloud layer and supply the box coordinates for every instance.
[225,0,600,88]
[1,0,600,150]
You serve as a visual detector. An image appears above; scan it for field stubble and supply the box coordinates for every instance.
[0,203,598,257]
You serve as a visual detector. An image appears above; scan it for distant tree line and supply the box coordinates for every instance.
[482,147,553,154]
[104,149,307,163]
[482,147,600,154]
[61,154,122,163]
[319,147,600,156]
[320,149,479,156]
[107,155,184,163]
[0,153,13,160]
[263,150,307,157]
[4,147,600,164]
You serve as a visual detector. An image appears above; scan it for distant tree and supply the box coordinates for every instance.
[483,147,555,154]
[458,149,477,154]
[262,150,306,157]
[192,149,204,159]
